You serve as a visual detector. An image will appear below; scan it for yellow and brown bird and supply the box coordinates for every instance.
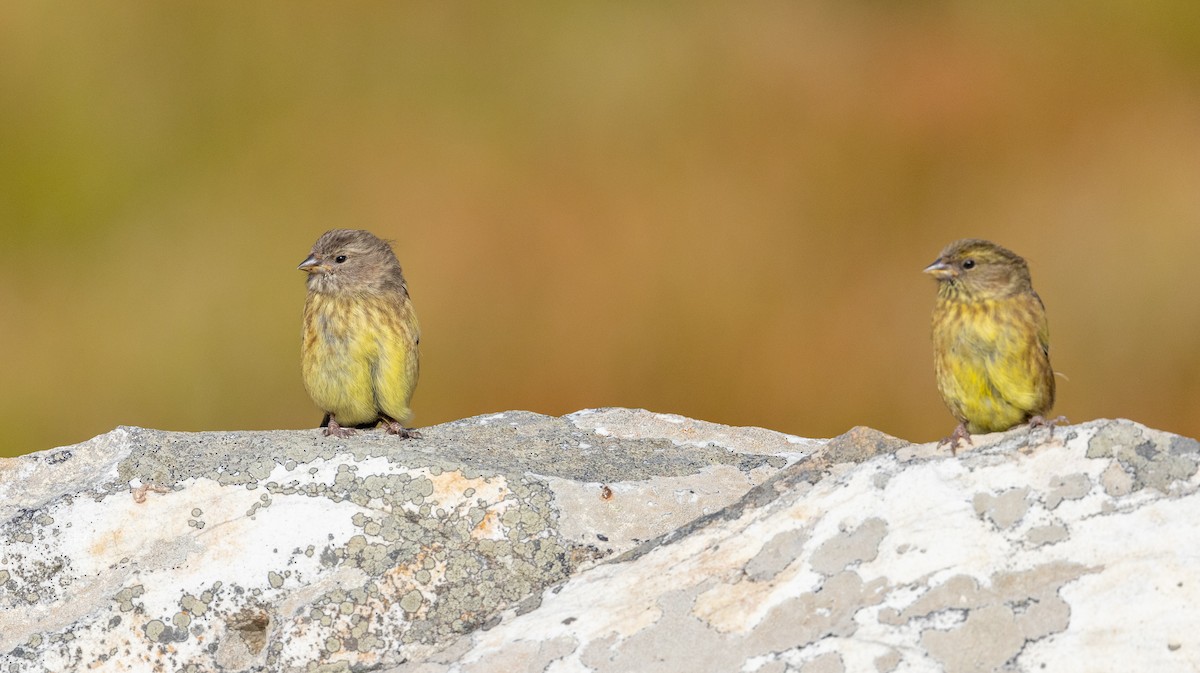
[299,229,421,439]
[924,239,1060,449]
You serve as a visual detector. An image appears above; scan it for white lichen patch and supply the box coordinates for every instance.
[571,408,824,459]
[0,473,379,668]
[474,413,508,425]
[1020,493,1200,671]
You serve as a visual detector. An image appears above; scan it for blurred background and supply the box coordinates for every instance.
[2,3,1199,456]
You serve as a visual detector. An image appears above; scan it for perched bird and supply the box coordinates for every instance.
[924,239,1061,449]
[299,229,421,439]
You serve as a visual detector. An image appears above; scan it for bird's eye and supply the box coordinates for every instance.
[334,255,347,264]
[962,259,975,270]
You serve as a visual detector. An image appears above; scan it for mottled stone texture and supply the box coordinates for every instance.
[1,412,1198,673]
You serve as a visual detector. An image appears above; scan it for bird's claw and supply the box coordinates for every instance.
[322,419,356,439]
[1028,415,1069,438]
[382,419,421,439]
[938,423,973,456]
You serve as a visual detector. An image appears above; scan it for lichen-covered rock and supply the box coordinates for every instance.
[0,409,812,671]
[1,413,1197,672]
[412,418,1200,673]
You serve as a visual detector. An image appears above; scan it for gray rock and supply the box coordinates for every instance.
[0,412,1196,672]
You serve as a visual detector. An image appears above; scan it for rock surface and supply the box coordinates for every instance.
[1,410,1198,672]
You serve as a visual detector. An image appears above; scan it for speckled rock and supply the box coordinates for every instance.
[0,409,813,671]
[389,417,1200,673]
[2,415,1198,672]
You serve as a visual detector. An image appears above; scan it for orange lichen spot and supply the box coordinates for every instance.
[131,484,171,503]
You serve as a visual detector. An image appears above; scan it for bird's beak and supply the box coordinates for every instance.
[923,259,955,279]
[298,254,324,273]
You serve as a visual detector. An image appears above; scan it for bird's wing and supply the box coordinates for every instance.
[985,293,1054,415]
[372,298,421,425]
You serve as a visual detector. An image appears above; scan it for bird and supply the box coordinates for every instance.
[298,229,421,439]
[924,238,1062,450]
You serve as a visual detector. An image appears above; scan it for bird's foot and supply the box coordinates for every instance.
[937,423,973,456]
[382,418,422,439]
[1028,415,1069,439]
[322,418,356,439]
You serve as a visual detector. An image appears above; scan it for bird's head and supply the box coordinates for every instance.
[298,229,407,295]
[923,239,1033,301]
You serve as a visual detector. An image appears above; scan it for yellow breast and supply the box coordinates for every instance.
[932,295,1052,433]
[301,291,419,426]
